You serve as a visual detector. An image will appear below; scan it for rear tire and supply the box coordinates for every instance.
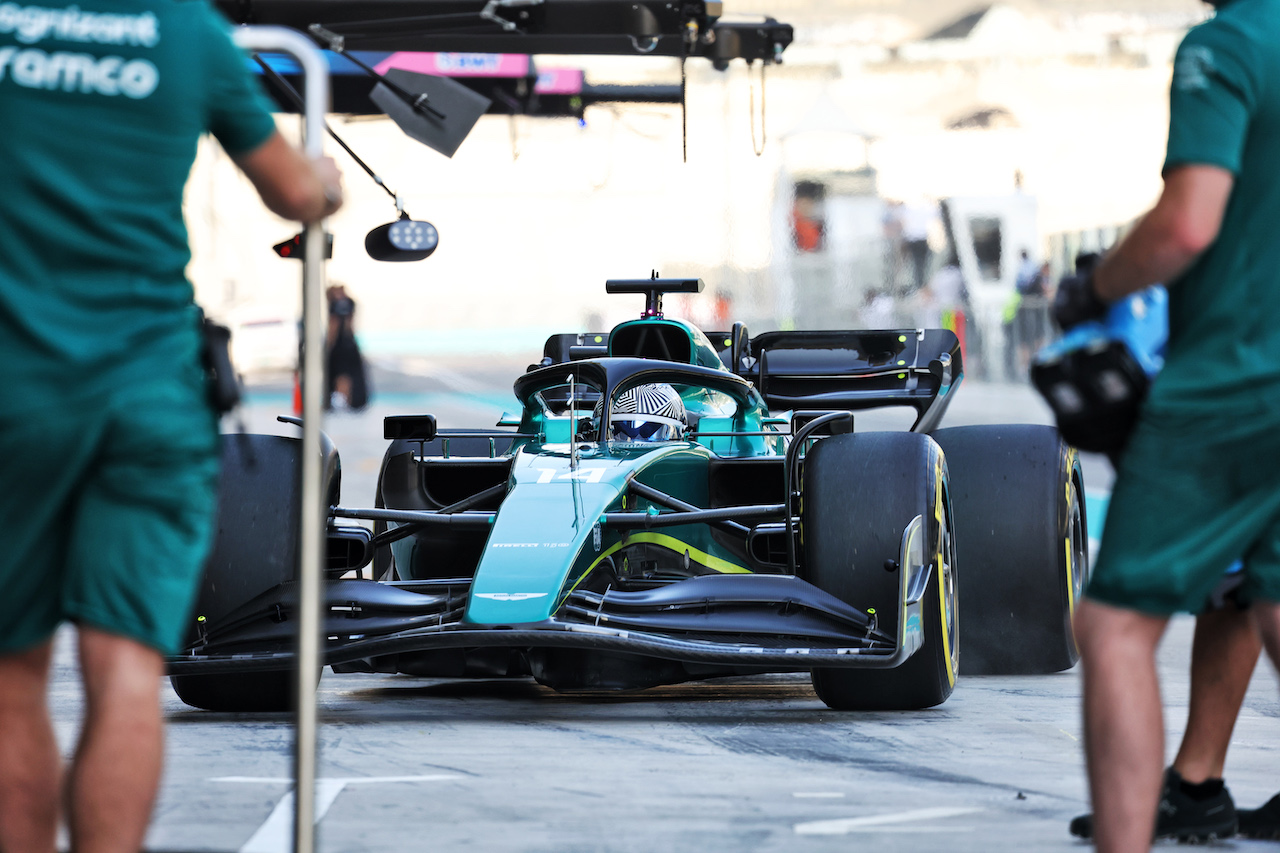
[802,432,958,710]
[932,424,1086,675]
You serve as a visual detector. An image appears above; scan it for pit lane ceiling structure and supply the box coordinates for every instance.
[215,0,793,63]
[254,49,687,117]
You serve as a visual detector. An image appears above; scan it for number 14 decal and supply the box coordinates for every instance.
[535,467,606,484]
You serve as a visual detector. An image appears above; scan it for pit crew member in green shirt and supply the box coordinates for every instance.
[0,1,342,849]
[1054,0,1280,848]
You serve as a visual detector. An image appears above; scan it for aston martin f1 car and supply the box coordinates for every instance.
[168,278,1088,712]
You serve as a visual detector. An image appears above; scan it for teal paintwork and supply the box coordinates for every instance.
[464,347,792,625]
[463,436,771,625]
[466,442,685,624]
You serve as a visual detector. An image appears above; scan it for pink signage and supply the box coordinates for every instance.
[535,68,584,95]
[373,52,531,78]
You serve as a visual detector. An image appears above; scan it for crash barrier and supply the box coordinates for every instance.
[1046,225,1127,282]
[228,26,329,853]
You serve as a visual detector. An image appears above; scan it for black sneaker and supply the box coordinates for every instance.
[1237,792,1280,840]
[1069,767,1237,842]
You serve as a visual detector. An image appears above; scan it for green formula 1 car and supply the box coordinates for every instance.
[168,277,1087,712]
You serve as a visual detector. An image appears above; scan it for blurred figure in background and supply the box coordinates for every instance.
[859,288,896,329]
[1015,258,1050,374]
[327,284,370,411]
[792,182,826,253]
[900,200,936,292]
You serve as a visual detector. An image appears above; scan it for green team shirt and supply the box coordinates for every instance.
[0,0,276,413]
[1153,0,1280,413]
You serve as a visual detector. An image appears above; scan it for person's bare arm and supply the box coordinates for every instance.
[233,131,343,222]
[1092,165,1235,301]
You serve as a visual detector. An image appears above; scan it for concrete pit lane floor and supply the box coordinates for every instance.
[45,364,1280,852]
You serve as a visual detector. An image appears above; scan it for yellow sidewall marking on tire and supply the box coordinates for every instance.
[1065,537,1076,617]
[1064,448,1080,618]
[935,453,955,687]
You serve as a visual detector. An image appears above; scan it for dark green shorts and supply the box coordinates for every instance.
[0,353,218,655]
[1089,405,1280,615]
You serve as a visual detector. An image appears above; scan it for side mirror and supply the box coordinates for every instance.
[384,414,437,441]
[365,217,439,262]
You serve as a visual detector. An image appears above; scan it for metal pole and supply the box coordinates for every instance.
[230,26,328,853]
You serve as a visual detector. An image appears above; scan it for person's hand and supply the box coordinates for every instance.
[314,155,343,216]
[1052,272,1108,330]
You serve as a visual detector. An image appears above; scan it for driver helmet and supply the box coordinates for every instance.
[604,383,687,442]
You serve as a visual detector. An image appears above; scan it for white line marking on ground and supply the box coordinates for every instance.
[238,780,346,853]
[794,806,983,836]
[818,826,977,833]
[213,775,460,853]
[212,775,459,785]
[792,792,846,798]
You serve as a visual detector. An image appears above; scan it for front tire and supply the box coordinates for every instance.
[170,433,333,712]
[801,432,958,710]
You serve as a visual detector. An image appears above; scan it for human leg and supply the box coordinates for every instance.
[1226,601,1280,840]
[1252,601,1280,671]
[0,395,107,853]
[67,628,166,853]
[1069,605,1257,841]
[56,359,219,849]
[0,640,60,853]
[1075,598,1169,853]
[1172,605,1261,783]
[1075,410,1258,848]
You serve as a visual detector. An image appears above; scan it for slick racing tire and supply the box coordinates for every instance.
[932,425,1087,675]
[801,432,958,711]
[170,433,336,713]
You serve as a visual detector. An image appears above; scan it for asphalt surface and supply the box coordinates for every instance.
[46,361,1280,852]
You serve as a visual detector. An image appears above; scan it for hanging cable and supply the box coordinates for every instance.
[253,55,405,210]
[749,59,767,156]
[680,54,687,163]
[681,19,697,163]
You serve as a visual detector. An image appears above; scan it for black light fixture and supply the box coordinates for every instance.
[365,213,439,262]
[254,56,442,263]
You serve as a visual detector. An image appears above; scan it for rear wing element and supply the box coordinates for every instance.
[741,329,963,433]
[536,327,962,433]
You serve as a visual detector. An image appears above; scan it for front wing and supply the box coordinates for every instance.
[168,572,926,675]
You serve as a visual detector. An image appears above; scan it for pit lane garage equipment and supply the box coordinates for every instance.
[224,0,793,160]
[170,278,1089,717]
[254,57,446,262]
[251,1,794,261]
[1031,284,1168,458]
[217,0,792,64]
